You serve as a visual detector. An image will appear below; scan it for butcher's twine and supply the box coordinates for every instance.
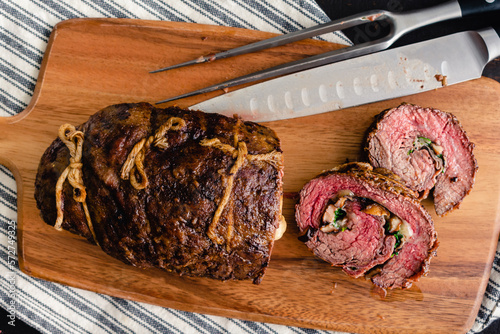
[120,117,186,189]
[54,124,98,245]
[200,122,283,247]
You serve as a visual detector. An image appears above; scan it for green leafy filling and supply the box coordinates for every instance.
[331,208,346,231]
[384,222,404,257]
[407,136,445,174]
[394,231,404,249]
[418,136,432,145]
[408,136,432,155]
[322,208,347,233]
[334,208,346,221]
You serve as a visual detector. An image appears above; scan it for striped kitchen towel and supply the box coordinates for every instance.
[0,1,351,334]
[0,1,498,334]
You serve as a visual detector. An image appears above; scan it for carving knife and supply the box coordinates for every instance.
[189,26,500,122]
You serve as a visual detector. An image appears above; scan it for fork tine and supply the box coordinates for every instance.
[154,0,471,104]
[155,35,393,105]
[155,84,223,104]
[150,10,387,74]
[150,56,213,73]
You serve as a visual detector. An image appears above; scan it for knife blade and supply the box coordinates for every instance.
[190,27,500,122]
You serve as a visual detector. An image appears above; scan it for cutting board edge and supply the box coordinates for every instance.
[467,75,500,333]
[5,260,454,334]
[4,16,346,128]
[0,155,29,275]
[0,18,64,128]
[14,256,354,333]
[4,18,500,334]
[465,213,500,333]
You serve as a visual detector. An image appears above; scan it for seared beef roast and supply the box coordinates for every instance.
[366,104,477,216]
[35,102,285,284]
[295,162,438,289]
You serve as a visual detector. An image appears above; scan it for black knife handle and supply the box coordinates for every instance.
[458,0,500,17]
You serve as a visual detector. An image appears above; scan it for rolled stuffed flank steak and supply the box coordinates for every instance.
[366,103,477,216]
[295,162,438,289]
[35,102,286,284]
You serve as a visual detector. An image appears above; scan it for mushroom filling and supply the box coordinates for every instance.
[320,194,413,253]
[408,136,445,172]
[362,202,413,253]
[320,190,353,233]
[320,204,348,233]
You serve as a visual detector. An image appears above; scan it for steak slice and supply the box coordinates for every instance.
[295,162,438,289]
[366,103,478,216]
[304,198,396,278]
[35,102,285,284]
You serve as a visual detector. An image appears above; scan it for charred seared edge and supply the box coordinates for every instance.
[365,103,478,216]
[35,102,285,284]
[295,162,438,289]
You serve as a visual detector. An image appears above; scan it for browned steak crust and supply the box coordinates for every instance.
[35,102,284,284]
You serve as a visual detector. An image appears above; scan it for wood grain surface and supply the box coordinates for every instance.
[2,18,500,333]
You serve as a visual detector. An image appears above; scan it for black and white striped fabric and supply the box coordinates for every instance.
[0,1,497,334]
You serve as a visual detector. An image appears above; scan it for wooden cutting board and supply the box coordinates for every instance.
[3,18,500,333]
